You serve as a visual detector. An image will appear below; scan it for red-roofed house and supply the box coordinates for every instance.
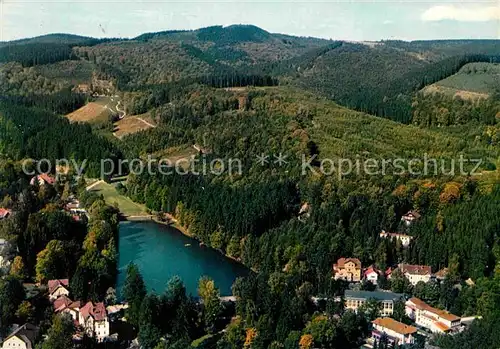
[0,208,12,220]
[53,295,81,322]
[364,266,382,285]
[333,258,362,282]
[78,302,110,342]
[30,174,55,186]
[48,279,70,301]
[406,297,461,333]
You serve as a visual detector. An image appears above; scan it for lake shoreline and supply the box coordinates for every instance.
[117,220,250,296]
[121,213,246,268]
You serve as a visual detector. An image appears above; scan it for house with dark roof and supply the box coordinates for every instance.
[78,302,110,342]
[406,297,461,333]
[343,290,404,316]
[390,263,432,285]
[333,258,362,282]
[1,323,39,349]
[401,210,421,226]
[372,317,417,346]
[53,295,81,322]
[47,279,70,301]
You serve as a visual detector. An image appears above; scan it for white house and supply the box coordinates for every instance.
[48,279,70,301]
[406,298,461,333]
[364,266,381,285]
[392,264,432,286]
[79,302,110,342]
[372,317,417,346]
[1,323,38,349]
[379,230,413,247]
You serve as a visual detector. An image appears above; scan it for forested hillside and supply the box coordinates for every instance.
[117,86,500,348]
[0,103,122,177]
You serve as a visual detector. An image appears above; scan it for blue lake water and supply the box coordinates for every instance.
[117,221,249,297]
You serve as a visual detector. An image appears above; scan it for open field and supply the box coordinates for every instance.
[87,180,149,217]
[66,102,110,123]
[66,96,119,123]
[114,113,156,139]
[422,84,490,101]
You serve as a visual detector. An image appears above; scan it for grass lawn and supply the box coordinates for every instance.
[88,181,149,217]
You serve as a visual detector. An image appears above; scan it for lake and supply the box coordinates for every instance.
[117,221,249,297]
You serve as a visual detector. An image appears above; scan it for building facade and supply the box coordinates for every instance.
[344,290,404,316]
[79,302,110,342]
[364,266,382,285]
[1,324,38,349]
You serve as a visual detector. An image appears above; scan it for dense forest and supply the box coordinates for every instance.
[413,92,500,127]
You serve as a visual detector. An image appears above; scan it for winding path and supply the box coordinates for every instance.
[115,101,126,120]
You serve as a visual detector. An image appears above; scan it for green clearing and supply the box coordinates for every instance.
[88,180,149,217]
[150,145,199,170]
[434,62,500,95]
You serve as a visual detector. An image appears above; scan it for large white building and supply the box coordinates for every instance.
[406,298,461,333]
[372,317,417,346]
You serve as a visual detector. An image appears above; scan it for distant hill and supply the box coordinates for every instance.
[0,33,95,47]
[1,25,500,123]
